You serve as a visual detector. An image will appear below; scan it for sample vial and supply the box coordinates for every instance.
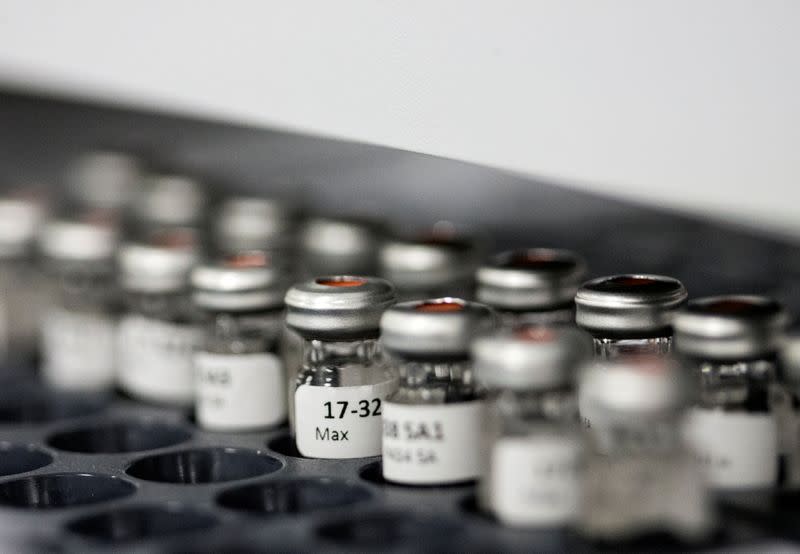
[298,216,383,279]
[117,229,202,405]
[191,251,289,430]
[379,223,483,302]
[575,274,687,358]
[476,248,586,328]
[66,150,142,214]
[676,295,789,490]
[473,325,592,527]
[130,174,207,239]
[213,196,297,259]
[38,215,119,390]
[286,276,397,458]
[0,196,46,365]
[578,359,713,542]
[380,298,496,485]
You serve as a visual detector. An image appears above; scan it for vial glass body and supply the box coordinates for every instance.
[682,354,781,490]
[195,308,286,430]
[293,338,397,459]
[381,356,485,485]
[592,335,673,359]
[117,289,203,405]
[480,387,582,527]
[580,413,712,542]
[39,258,117,391]
[0,255,44,366]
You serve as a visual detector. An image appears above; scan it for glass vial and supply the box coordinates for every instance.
[213,196,297,260]
[191,251,289,430]
[286,276,397,459]
[38,216,119,390]
[575,274,687,358]
[379,223,483,302]
[117,229,202,405]
[380,298,496,485]
[578,359,713,543]
[66,150,142,214]
[476,248,586,328]
[130,174,207,240]
[473,325,592,527]
[676,295,789,490]
[0,196,46,366]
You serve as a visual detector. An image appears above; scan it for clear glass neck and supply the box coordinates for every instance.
[593,336,672,359]
[692,356,776,412]
[390,358,479,404]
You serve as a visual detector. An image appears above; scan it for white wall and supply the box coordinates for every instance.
[0,1,798,236]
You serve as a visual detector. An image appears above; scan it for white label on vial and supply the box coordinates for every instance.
[684,408,778,489]
[40,308,115,390]
[488,435,582,527]
[381,400,485,484]
[117,315,202,405]
[194,351,286,430]
[294,378,398,459]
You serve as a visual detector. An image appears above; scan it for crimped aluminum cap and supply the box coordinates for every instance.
[579,358,690,418]
[477,248,586,310]
[379,227,482,290]
[0,198,45,257]
[674,295,789,360]
[575,274,687,335]
[67,150,142,211]
[300,216,382,275]
[214,196,296,253]
[285,276,396,340]
[134,174,206,227]
[39,217,118,262]
[119,229,200,292]
[192,251,289,311]
[472,325,593,390]
[380,298,496,358]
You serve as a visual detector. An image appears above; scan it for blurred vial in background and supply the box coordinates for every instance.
[0,194,47,367]
[38,213,119,391]
[131,173,207,240]
[676,296,789,490]
[117,228,202,405]
[298,216,383,279]
[65,150,143,214]
[575,274,687,358]
[286,276,396,458]
[473,325,591,527]
[476,248,586,328]
[213,196,297,261]
[578,359,713,543]
[379,222,485,302]
[380,299,495,485]
[191,251,289,431]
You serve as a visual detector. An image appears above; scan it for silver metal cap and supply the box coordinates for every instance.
[472,326,593,390]
[134,174,206,227]
[579,358,690,418]
[575,274,688,335]
[192,251,288,311]
[674,295,789,360]
[214,196,296,253]
[380,298,496,358]
[39,217,118,261]
[119,229,200,292]
[0,198,45,257]
[379,226,482,291]
[300,216,382,275]
[67,150,142,211]
[285,276,396,340]
[476,248,586,310]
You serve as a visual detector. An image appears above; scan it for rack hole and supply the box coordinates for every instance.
[126,448,281,484]
[48,421,191,454]
[66,504,218,543]
[0,387,105,424]
[316,511,462,549]
[267,434,302,458]
[0,473,135,509]
[0,443,53,476]
[217,478,371,516]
